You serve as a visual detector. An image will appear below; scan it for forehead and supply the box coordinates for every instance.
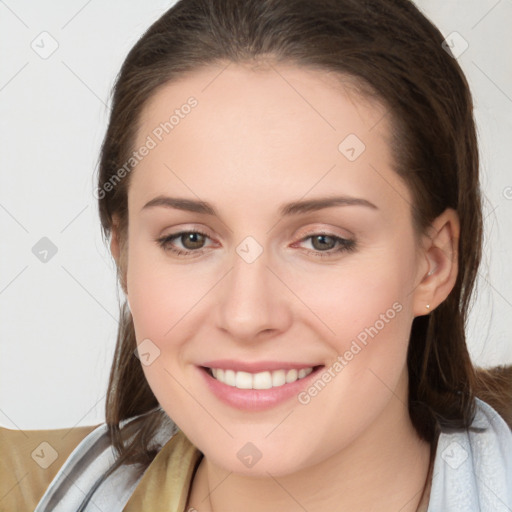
[130,62,411,216]
[137,61,389,145]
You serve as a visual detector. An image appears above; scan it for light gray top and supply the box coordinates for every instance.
[427,398,512,511]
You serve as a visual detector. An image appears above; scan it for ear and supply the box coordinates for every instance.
[412,208,460,317]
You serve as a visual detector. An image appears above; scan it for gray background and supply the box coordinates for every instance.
[1,0,511,429]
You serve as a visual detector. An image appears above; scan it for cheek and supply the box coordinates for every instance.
[285,249,415,345]
[125,238,216,406]
[126,238,201,342]
[289,248,417,404]
[282,261,415,465]
[125,243,198,421]
[127,263,170,343]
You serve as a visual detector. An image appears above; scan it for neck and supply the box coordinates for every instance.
[188,372,433,512]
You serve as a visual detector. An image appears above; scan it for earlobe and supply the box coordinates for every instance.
[412,208,460,317]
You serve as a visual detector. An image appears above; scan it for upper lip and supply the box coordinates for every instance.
[200,359,323,373]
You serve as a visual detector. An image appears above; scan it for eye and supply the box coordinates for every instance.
[155,230,356,259]
[294,232,356,258]
[156,230,213,256]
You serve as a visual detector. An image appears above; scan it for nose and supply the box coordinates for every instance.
[215,246,293,342]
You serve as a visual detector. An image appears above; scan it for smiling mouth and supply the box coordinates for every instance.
[202,365,324,390]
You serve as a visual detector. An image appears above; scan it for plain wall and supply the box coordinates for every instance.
[1,0,511,429]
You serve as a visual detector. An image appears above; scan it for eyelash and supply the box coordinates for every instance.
[292,232,356,258]
[156,230,213,258]
[155,230,357,259]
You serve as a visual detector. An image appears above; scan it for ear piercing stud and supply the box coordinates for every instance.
[426,304,430,309]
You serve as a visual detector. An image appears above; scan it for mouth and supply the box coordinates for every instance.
[197,364,325,411]
[202,365,322,389]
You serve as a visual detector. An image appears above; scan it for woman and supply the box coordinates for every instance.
[28,0,512,510]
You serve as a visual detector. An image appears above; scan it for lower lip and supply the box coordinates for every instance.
[198,365,324,411]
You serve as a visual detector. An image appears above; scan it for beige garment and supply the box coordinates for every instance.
[123,429,203,511]
[0,424,99,512]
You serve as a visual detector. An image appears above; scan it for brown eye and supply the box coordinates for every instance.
[180,232,206,250]
[310,234,337,251]
[156,230,213,256]
[294,232,357,259]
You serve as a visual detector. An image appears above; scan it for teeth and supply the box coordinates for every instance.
[235,371,253,389]
[286,369,298,383]
[224,369,236,386]
[209,367,314,389]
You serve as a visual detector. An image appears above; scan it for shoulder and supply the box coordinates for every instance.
[0,423,100,512]
[30,409,178,512]
[428,397,512,512]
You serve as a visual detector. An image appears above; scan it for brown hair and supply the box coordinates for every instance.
[96,0,512,474]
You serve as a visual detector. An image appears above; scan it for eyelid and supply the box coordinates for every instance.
[159,228,215,247]
[293,224,354,241]
[291,232,353,249]
[159,224,215,240]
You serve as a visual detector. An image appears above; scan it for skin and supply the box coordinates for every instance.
[110,61,459,512]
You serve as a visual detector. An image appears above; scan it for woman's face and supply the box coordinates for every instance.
[122,62,433,475]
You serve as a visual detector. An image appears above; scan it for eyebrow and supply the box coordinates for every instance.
[141,195,378,216]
